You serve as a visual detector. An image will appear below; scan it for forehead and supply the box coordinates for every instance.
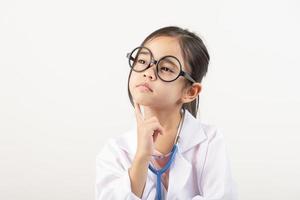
[143,36,187,68]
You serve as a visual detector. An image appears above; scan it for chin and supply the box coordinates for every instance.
[134,98,169,110]
[133,97,153,106]
[132,94,154,104]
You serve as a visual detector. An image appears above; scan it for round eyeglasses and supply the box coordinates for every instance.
[126,46,196,83]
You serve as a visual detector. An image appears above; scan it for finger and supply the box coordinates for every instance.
[148,122,165,136]
[146,116,159,123]
[143,108,156,121]
[152,130,159,143]
[133,101,143,122]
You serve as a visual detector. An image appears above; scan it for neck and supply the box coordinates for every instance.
[143,106,182,132]
[143,105,183,154]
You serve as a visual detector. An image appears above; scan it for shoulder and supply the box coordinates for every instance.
[179,110,226,152]
[185,110,223,139]
[199,122,225,143]
[196,122,230,163]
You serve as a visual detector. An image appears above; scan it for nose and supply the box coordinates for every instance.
[143,63,157,80]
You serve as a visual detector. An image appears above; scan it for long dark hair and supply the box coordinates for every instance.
[127,26,210,118]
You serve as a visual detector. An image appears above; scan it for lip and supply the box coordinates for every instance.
[136,82,153,92]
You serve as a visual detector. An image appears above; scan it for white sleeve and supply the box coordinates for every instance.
[191,129,238,200]
[95,139,141,200]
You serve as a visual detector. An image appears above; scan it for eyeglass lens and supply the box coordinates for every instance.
[129,47,181,82]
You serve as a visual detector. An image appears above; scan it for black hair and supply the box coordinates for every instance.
[127,26,210,118]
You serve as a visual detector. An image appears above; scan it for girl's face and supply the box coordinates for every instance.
[129,36,192,109]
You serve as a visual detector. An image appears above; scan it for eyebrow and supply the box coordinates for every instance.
[138,49,180,66]
[138,51,150,55]
[160,57,179,67]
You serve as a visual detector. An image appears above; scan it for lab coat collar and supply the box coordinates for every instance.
[118,109,207,157]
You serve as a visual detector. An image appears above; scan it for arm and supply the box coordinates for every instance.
[95,139,144,200]
[129,154,151,198]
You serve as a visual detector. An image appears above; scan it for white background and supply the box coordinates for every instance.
[0,0,299,199]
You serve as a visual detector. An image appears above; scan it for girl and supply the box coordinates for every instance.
[96,26,237,200]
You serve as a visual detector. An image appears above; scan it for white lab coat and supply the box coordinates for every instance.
[95,110,238,200]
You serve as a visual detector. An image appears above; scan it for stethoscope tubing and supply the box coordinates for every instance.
[148,108,185,200]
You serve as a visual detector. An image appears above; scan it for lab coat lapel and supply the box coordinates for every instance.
[146,147,193,199]
[177,109,207,153]
[167,149,192,199]
[167,110,207,198]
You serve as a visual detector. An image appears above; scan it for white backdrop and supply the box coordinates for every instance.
[0,0,299,199]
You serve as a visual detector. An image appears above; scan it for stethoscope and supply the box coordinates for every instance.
[148,108,186,200]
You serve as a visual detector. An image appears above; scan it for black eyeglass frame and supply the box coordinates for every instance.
[126,46,196,83]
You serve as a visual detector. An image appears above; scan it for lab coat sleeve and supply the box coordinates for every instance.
[95,139,141,200]
[191,128,238,200]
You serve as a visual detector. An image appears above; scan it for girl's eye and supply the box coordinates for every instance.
[161,66,174,73]
[138,59,146,64]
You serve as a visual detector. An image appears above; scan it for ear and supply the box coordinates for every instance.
[181,83,202,104]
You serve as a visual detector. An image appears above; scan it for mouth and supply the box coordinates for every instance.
[136,83,153,92]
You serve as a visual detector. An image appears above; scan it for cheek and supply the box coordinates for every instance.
[128,72,138,93]
[166,83,186,100]
[159,85,182,100]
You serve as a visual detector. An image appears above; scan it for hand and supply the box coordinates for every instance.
[133,101,165,160]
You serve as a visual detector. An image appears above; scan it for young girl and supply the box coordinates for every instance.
[96,26,237,200]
